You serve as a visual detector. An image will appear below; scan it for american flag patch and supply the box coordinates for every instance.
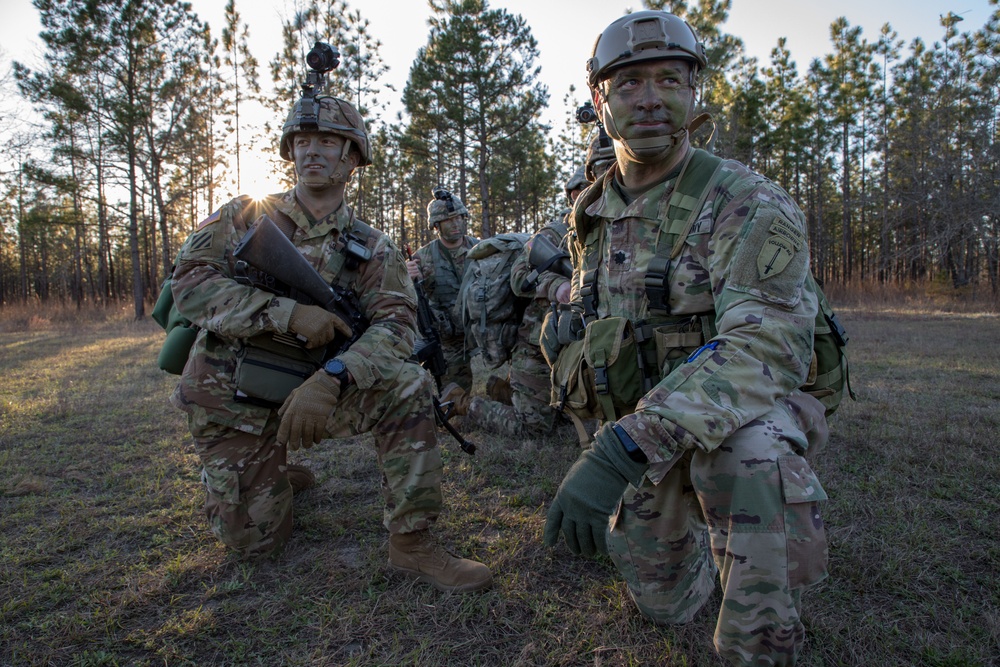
[197,209,221,229]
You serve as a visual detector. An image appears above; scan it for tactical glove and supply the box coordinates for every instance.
[543,421,649,557]
[277,370,342,450]
[288,303,352,349]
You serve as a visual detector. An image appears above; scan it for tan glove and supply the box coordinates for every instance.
[288,303,352,349]
[277,371,342,450]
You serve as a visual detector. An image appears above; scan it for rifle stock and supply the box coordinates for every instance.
[521,232,573,292]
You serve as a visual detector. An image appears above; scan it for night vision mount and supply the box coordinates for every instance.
[298,41,341,131]
[432,186,456,213]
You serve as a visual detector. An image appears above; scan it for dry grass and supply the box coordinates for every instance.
[1,291,998,666]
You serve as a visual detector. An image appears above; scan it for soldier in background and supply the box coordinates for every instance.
[406,189,479,391]
[585,129,615,183]
[441,168,588,440]
[542,10,830,665]
[169,93,491,593]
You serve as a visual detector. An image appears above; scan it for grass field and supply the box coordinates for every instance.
[1,299,998,666]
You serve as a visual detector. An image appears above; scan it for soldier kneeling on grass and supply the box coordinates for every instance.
[541,11,831,666]
[168,74,490,594]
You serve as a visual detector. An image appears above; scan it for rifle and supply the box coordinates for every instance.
[406,245,476,456]
[520,230,573,292]
[233,214,368,358]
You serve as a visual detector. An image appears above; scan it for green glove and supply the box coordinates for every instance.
[288,303,352,349]
[543,422,649,557]
[277,370,342,450]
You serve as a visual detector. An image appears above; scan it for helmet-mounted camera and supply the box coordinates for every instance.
[298,42,340,131]
[306,42,340,74]
[575,101,598,125]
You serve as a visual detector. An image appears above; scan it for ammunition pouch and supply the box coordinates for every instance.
[638,315,711,379]
[584,317,645,421]
[549,313,713,422]
[233,334,325,408]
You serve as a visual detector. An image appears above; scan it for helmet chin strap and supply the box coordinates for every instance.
[598,95,688,162]
[598,83,714,162]
[328,138,355,185]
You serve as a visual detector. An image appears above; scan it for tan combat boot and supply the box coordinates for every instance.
[285,464,316,494]
[439,383,472,417]
[388,530,493,593]
[486,375,513,405]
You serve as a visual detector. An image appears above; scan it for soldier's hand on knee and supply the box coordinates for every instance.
[543,422,649,557]
[277,370,342,450]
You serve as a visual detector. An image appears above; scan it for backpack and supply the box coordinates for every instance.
[454,232,531,369]
[805,277,854,416]
[566,148,854,419]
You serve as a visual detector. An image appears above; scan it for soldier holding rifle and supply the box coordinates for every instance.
[168,43,490,593]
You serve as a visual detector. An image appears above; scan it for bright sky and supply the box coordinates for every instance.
[1,0,983,196]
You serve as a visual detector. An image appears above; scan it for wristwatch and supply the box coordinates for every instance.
[613,423,648,463]
[322,358,351,387]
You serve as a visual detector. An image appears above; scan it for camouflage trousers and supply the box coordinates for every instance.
[605,402,829,666]
[441,334,474,392]
[467,342,560,438]
[190,361,443,558]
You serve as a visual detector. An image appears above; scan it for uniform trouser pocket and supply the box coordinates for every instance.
[777,455,829,588]
[691,429,828,665]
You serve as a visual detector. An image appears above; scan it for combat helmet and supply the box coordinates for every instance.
[427,187,469,228]
[587,11,707,160]
[586,10,707,89]
[585,131,615,182]
[279,95,372,166]
[564,164,588,201]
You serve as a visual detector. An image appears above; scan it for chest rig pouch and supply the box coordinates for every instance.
[233,210,374,409]
[549,149,724,422]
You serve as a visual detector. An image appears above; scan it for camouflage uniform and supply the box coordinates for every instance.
[170,192,443,557]
[570,157,828,665]
[411,236,478,390]
[462,214,572,437]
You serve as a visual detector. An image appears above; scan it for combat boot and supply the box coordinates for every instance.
[286,464,316,494]
[486,375,513,405]
[439,383,472,417]
[388,530,493,593]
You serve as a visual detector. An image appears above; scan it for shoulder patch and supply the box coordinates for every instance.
[728,207,808,307]
[197,209,220,230]
[757,234,795,279]
[187,228,215,251]
[768,217,804,251]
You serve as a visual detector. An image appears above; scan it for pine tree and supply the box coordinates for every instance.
[401,0,549,238]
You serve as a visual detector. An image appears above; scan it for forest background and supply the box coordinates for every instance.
[0,0,998,319]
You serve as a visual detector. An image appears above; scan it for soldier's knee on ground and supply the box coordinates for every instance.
[203,468,294,559]
[212,506,293,559]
